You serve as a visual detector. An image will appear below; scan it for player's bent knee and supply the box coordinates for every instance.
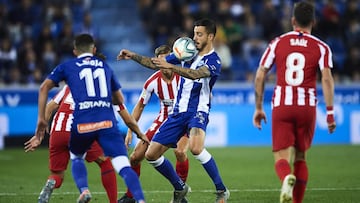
[111,156,130,173]
[190,147,203,156]
[130,152,145,164]
[174,150,187,162]
[144,150,158,161]
[193,149,212,164]
[147,156,164,167]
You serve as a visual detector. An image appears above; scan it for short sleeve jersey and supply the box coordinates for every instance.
[48,53,121,124]
[259,31,333,107]
[166,50,221,114]
[139,70,180,122]
[50,85,74,133]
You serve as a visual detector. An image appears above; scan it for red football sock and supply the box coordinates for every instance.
[125,163,141,198]
[275,159,292,182]
[293,160,308,203]
[99,158,118,203]
[176,158,189,182]
[48,174,63,188]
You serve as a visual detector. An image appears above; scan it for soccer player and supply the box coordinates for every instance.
[252,1,336,203]
[24,84,119,203]
[32,33,149,203]
[118,45,190,203]
[118,18,229,203]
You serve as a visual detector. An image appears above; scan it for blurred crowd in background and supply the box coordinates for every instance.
[0,0,359,86]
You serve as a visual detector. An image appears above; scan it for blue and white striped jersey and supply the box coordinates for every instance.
[166,49,221,114]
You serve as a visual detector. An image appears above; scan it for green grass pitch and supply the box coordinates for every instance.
[0,145,359,202]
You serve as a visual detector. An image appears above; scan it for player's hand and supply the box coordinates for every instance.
[253,109,267,130]
[137,133,150,145]
[24,136,42,152]
[124,130,133,149]
[117,49,134,60]
[327,114,336,134]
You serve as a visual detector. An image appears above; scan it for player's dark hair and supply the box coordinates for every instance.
[194,18,217,36]
[74,33,95,53]
[293,1,315,27]
[154,45,171,57]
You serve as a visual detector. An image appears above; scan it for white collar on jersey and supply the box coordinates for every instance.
[77,53,93,58]
[199,48,215,57]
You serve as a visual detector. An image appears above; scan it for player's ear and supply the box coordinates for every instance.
[92,46,97,54]
[208,33,215,41]
[73,49,77,56]
[291,17,296,27]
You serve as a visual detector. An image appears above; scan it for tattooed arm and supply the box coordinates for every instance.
[151,57,210,80]
[171,65,210,80]
[117,49,158,70]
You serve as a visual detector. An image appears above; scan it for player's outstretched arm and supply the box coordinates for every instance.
[321,68,336,133]
[117,49,158,70]
[118,106,149,145]
[113,90,150,144]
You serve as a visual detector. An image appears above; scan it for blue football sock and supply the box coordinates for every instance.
[155,158,184,190]
[119,167,145,201]
[71,158,88,193]
[202,157,226,191]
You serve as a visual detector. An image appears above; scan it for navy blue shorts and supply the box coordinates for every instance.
[69,121,126,158]
[152,111,209,147]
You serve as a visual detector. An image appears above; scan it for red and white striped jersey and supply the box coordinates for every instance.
[259,30,333,108]
[50,85,74,133]
[50,85,124,134]
[139,71,180,122]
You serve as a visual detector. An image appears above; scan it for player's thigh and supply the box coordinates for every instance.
[152,114,188,147]
[145,120,162,140]
[69,131,96,155]
[85,140,104,162]
[49,131,71,172]
[146,141,170,160]
[176,135,189,153]
[272,108,296,152]
[295,107,316,152]
[188,127,206,154]
[98,127,127,158]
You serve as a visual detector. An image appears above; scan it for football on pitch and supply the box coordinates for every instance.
[172,37,198,61]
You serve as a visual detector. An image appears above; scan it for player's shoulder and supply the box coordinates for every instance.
[144,71,161,88]
[147,71,162,81]
[203,50,221,64]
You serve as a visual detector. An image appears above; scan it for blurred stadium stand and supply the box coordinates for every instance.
[90,0,154,83]
[0,0,359,85]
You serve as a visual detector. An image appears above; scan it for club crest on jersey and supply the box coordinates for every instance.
[195,112,205,124]
[76,57,103,67]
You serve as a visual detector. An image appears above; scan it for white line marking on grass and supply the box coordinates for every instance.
[0,154,13,160]
[1,187,360,196]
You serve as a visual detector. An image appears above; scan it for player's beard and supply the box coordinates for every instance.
[196,41,206,52]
